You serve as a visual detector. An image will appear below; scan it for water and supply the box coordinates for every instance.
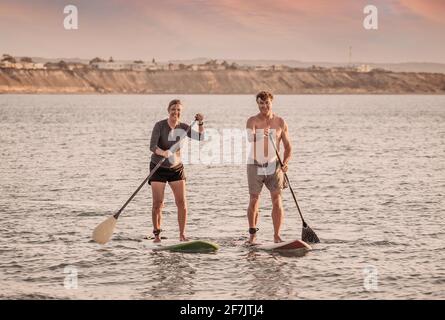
[0,94,444,299]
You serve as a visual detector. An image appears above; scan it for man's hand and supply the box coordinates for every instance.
[281,163,288,173]
[195,113,204,122]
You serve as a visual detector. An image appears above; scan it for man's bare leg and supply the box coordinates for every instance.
[247,193,260,244]
[271,190,284,243]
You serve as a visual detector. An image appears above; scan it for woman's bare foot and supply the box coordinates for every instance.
[153,236,161,243]
[274,235,284,243]
[180,234,188,242]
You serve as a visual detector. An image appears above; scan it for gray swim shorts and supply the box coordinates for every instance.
[247,161,287,195]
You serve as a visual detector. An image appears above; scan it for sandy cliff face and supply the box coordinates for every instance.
[1,68,444,94]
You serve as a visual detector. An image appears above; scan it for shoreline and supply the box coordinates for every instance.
[1,92,445,96]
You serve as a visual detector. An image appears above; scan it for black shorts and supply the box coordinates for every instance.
[148,162,186,185]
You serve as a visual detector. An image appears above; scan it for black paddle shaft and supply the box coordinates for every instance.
[113,158,166,219]
[113,120,197,219]
[268,135,307,226]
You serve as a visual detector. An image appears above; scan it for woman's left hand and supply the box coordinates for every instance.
[195,113,204,122]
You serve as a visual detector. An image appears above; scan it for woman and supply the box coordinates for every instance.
[149,99,204,242]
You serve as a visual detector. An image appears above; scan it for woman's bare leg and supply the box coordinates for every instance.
[151,181,166,242]
[169,180,188,241]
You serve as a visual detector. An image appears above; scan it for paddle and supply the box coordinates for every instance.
[92,120,197,244]
[268,134,320,243]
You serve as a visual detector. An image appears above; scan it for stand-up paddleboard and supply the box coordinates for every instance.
[256,239,311,252]
[151,240,219,253]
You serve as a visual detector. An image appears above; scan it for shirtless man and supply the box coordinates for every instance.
[246,91,292,244]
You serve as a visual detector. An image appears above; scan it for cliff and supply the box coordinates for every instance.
[1,68,445,94]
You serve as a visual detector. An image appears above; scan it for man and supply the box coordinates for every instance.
[246,91,292,244]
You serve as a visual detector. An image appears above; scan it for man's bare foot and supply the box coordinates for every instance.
[274,235,283,243]
[248,234,257,245]
[153,236,161,243]
[180,234,188,242]
[248,227,259,245]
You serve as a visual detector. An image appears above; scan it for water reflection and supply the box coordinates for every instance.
[243,248,307,299]
[138,251,197,299]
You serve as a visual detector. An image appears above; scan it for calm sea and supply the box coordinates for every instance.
[0,94,444,299]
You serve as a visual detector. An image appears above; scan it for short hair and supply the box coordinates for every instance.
[168,99,182,111]
[256,91,273,103]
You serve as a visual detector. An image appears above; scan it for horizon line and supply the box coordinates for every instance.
[2,53,445,65]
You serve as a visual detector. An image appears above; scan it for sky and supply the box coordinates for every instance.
[0,0,444,63]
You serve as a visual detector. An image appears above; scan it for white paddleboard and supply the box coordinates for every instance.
[256,239,312,252]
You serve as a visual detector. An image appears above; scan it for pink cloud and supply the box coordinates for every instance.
[398,0,445,23]
[0,2,55,21]
[1,0,444,62]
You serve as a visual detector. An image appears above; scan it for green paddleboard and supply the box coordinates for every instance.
[152,240,219,253]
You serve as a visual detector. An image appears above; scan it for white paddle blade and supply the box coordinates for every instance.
[92,216,117,244]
